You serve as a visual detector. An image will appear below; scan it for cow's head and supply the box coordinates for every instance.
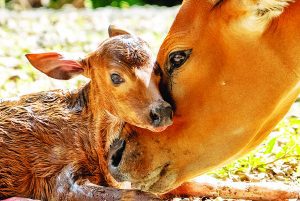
[108,0,300,194]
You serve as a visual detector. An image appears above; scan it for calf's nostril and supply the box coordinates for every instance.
[110,139,126,168]
[150,110,161,126]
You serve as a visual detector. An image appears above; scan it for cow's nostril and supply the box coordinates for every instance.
[110,139,126,168]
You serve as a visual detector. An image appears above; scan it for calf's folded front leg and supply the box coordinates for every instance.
[54,164,160,201]
[57,180,161,201]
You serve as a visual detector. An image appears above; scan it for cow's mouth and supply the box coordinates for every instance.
[130,162,172,193]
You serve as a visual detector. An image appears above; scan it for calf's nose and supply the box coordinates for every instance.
[150,102,173,128]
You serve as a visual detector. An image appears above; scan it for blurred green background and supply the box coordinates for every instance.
[1,0,182,9]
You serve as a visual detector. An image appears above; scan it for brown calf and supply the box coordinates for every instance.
[0,26,172,200]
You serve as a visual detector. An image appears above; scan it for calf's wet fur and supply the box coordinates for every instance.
[0,26,171,200]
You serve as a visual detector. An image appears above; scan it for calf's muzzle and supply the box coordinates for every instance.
[149,101,173,131]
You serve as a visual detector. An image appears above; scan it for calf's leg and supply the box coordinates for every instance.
[54,164,160,201]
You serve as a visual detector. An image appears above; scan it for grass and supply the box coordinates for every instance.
[209,116,300,185]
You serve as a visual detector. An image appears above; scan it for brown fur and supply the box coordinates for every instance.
[0,86,94,199]
[0,30,167,200]
[100,34,151,68]
[105,0,300,196]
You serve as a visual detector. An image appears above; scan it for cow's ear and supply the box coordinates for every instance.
[219,0,292,36]
[26,52,84,80]
[108,25,131,37]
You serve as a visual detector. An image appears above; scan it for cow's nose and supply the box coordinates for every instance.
[150,102,173,128]
[108,139,128,182]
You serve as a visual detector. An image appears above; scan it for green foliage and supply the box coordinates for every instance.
[143,0,182,7]
[209,115,300,184]
[85,0,144,8]
[48,0,73,9]
[1,0,181,9]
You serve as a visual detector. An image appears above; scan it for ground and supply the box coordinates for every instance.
[0,6,299,201]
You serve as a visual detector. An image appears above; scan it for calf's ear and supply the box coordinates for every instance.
[26,52,84,80]
[108,25,131,37]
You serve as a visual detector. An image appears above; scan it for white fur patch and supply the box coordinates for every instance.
[256,0,294,18]
[234,0,293,35]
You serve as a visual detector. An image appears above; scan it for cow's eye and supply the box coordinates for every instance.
[111,73,124,85]
[168,49,192,75]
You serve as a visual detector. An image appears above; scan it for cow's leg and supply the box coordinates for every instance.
[162,178,300,201]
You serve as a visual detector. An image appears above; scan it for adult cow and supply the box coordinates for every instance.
[108,0,300,196]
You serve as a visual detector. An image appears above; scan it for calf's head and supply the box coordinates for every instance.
[26,26,173,132]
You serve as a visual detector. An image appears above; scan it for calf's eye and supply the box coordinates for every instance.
[168,49,192,75]
[111,73,124,85]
